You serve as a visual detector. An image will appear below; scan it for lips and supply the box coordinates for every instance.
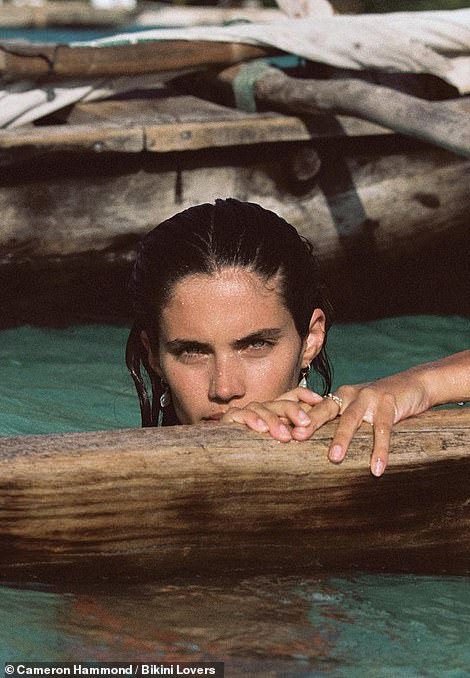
[202,413,225,421]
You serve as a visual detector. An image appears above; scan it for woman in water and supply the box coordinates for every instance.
[126,198,469,476]
[126,198,333,427]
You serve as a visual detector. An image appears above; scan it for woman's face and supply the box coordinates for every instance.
[144,267,325,424]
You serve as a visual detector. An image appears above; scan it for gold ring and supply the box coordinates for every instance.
[324,393,343,410]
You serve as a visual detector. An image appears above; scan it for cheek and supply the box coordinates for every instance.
[164,365,207,423]
[270,364,300,393]
[244,353,301,400]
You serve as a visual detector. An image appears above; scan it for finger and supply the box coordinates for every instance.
[240,399,313,429]
[278,396,337,441]
[263,396,323,441]
[305,395,344,433]
[220,407,270,433]
[224,403,293,441]
[327,405,367,464]
[252,401,312,441]
[275,387,323,406]
[250,399,331,441]
[296,388,324,407]
[369,428,391,477]
[270,399,315,428]
[369,404,395,477]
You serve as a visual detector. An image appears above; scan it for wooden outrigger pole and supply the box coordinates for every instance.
[214,62,470,158]
[0,408,469,581]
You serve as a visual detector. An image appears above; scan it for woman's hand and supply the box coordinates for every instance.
[327,350,470,474]
[311,369,441,476]
[220,387,324,442]
[221,350,469,476]
[317,381,417,477]
[220,373,430,476]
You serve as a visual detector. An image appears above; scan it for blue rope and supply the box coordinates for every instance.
[232,56,303,113]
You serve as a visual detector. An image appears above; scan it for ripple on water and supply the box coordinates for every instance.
[1,574,469,677]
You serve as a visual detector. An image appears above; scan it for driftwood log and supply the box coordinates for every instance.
[0,408,469,582]
[217,64,470,158]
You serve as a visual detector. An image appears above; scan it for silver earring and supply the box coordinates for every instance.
[157,381,171,427]
[160,383,171,409]
[299,364,310,388]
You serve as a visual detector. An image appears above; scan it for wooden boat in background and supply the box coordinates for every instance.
[0,1,284,29]
[0,0,137,28]
[1,79,468,267]
[0,12,469,322]
[0,408,469,581]
[0,15,469,581]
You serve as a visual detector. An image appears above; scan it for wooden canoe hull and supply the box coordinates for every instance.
[1,132,468,268]
[0,408,469,582]
[1,83,468,270]
[1,90,469,322]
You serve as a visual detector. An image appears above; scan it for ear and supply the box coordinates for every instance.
[140,330,163,378]
[300,308,326,368]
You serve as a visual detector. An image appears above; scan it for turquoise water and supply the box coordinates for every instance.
[1,573,470,677]
[0,316,469,676]
[1,315,468,435]
[0,26,162,43]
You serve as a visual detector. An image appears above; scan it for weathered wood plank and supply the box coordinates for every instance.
[0,123,145,153]
[0,95,391,155]
[0,40,274,79]
[0,408,469,581]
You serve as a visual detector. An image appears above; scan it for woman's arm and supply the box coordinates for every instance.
[323,349,470,476]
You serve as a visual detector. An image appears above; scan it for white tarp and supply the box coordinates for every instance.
[0,73,180,128]
[1,9,470,128]
[90,9,470,92]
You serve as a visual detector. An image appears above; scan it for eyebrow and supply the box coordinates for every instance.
[165,338,212,354]
[165,328,284,353]
[233,328,284,349]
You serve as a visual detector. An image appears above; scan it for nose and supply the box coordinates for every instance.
[208,355,245,404]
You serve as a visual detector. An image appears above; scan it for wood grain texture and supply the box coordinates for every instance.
[0,139,467,266]
[238,66,470,157]
[0,95,390,154]
[0,408,469,581]
[0,40,273,79]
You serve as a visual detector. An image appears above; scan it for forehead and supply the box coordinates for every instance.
[160,268,291,339]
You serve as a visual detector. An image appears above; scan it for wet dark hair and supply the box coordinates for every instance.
[126,198,333,426]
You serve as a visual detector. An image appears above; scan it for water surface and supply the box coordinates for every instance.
[1,316,469,676]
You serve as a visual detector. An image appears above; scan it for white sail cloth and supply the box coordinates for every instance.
[89,9,470,92]
[1,9,469,128]
[0,74,175,128]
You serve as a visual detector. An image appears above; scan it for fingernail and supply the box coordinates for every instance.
[298,411,311,425]
[329,444,343,463]
[254,418,269,432]
[372,458,385,477]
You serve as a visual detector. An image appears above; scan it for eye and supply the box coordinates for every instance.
[245,339,276,352]
[177,345,208,362]
[183,345,203,354]
[250,340,269,349]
